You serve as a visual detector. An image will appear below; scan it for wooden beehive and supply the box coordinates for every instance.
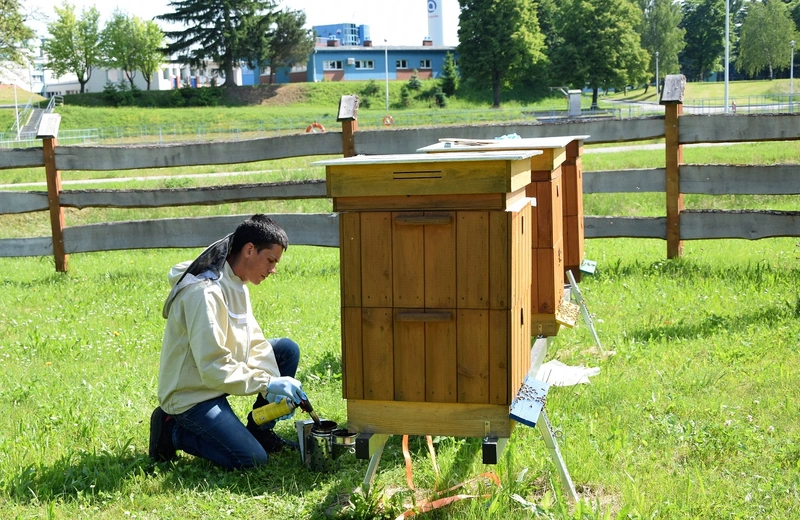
[418,136,588,336]
[318,151,538,438]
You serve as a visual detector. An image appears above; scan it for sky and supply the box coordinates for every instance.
[26,0,462,46]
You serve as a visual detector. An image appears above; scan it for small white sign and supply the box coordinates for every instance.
[36,113,62,139]
[579,259,597,274]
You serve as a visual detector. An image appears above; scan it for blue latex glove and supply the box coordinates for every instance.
[266,392,296,421]
[266,376,306,404]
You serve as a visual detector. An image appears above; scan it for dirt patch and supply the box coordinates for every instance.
[222,84,309,106]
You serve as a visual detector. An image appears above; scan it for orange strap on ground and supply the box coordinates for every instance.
[394,472,502,519]
[402,435,414,489]
[425,435,439,478]
[403,435,440,489]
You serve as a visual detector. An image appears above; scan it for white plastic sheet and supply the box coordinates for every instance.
[535,360,600,386]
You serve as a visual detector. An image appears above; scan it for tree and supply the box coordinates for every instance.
[737,0,798,79]
[101,11,140,88]
[0,0,34,71]
[679,0,726,81]
[638,0,686,92]
[457,0,546,108]
[552,0,650,108]
[43,2,102,94]
[261,8,314,85]
[157,0,277,87]
[138,21,166,90]
[440,51,459,96]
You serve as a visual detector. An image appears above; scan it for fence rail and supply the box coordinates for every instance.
[2,84,800,271]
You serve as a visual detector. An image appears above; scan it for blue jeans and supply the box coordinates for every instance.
[170,337,300,469]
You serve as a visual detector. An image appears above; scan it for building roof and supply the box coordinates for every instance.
[315,45,456,52]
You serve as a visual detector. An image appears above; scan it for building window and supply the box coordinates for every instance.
[355,60,374,70]
[162,69,170,80]
[420,59,432,69]
[323,60,343,70]
[396,59,409,69]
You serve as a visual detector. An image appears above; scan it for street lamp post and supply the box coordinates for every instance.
[384,39,389,111]
[13,84,20,141]
[724,0,730,113]
[791,40,796,111]
[655,51,659,95]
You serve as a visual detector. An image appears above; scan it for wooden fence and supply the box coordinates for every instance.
[2,81,800,272]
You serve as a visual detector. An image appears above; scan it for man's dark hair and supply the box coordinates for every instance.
[230,214,289,255]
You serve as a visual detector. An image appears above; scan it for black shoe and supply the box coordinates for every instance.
[248,425,299,454]
[149,407,177,462]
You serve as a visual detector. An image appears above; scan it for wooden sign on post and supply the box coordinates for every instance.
[338,95,359,157]
[36,113,62,139]
[39,113,68,272]
[660,75,686,259]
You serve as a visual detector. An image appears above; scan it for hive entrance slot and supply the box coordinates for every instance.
[393,170,443,180]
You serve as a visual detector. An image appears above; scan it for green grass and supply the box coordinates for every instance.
[1,237,799,519]
[2,89,800,518]
[605,79,797,104]
[2,77,797,136]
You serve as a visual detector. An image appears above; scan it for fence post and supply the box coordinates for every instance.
[660,75,686,259]
[42,136,69,272]
[338,95,359,158]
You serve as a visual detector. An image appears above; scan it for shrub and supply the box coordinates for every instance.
[440,52,459,97]
[102,81,141,107]
[434,87,447,108]
[400,85,412,107]
[407,70,422,91]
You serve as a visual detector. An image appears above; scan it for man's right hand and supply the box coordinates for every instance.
[267,376,306,404]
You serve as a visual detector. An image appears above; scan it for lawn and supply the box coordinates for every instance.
[0,236,798,519]
[1,129,800,518]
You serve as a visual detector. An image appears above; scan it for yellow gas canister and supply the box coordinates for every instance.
[252,399,297,425]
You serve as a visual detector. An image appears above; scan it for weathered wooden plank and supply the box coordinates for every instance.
[0,237,53,257]
[339,212,361,307]
[362,308,394,401]
[456,211,489,309]
[0,148,45,169]
[59,180,327,209]
[680,164,800,195]
[457,309,489,404]
[393,315,426,402]
[360,212,392,307]
[346,399,513,438]
[0,191,49,214]
[54,133,342,171]
[584,216,666,239]
[342,307,363,399]
[488,210,509,309]
[680,210,800,239]
[392,211,425,307]
[425,319,457,403]
[679,113,800,144]
[583,168,666,193]
[488,309,509,405]
[424,211,456,308]
[61,213,339,253]
[352,118,665,155]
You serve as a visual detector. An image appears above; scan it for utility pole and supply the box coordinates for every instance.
[791,40,795,111]
[384,40,389,111]
[724,0,730,113]
[655,51,660,95]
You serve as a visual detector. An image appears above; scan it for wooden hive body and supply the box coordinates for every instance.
[321,152,536,438]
